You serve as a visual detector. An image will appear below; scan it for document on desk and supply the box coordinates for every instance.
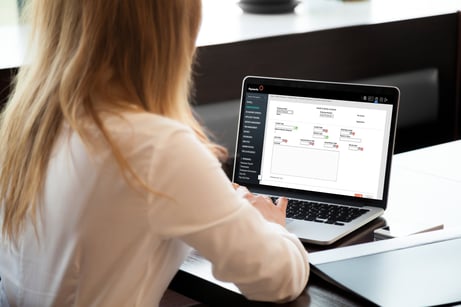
[180,249,241,294]
[309,229,461,306]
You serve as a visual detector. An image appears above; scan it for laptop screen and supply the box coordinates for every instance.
[233,76,399,207]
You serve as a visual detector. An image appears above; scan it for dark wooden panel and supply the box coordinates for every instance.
[193,13,460,152]
[0,68,16,110]
[456,11,461,139]
[194,14,458,105]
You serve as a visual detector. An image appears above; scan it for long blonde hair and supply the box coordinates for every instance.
[0,0,226,241]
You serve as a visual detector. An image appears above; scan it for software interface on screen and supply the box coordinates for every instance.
[235,87,394,200]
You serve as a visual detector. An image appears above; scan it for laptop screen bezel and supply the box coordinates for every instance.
[232,76,400,210]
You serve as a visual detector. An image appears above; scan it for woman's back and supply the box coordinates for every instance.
[1,110,309,305]
[0,113,198,306]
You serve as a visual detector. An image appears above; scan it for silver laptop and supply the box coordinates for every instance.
[232,76,400,245]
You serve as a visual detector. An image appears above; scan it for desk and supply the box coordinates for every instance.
[385,140,461,229]
[168,140,461,306]
[199,0,461,46]
[2,0,461,68]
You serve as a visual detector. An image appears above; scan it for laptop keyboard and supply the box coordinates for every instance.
[272,197,369,226]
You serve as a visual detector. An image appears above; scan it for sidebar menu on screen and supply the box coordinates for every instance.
[235,92,268,185]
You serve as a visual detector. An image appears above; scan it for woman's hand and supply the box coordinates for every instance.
[233,183,288,227]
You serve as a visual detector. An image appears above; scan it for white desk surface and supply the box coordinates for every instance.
[198,0,461,46]
[386,140,461,230]
[1,0,461,69]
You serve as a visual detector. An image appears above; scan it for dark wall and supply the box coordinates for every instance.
[193,13,461,153]
[0,68,16,110]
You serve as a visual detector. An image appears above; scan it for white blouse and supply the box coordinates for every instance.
[0,112,309,306]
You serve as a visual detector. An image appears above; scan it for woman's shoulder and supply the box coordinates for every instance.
[104,111,192,138]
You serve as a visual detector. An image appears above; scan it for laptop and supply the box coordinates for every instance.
[232,76,400,245]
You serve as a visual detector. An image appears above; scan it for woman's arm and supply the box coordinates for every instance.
[147,129,309,302]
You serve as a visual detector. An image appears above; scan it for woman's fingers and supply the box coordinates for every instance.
[234,184,252,200]
[233,183,288,227]
[275,197,288,211]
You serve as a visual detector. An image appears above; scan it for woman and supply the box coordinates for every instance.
[0,1,309,306]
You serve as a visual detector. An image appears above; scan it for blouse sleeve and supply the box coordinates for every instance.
[147,129,309,303]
